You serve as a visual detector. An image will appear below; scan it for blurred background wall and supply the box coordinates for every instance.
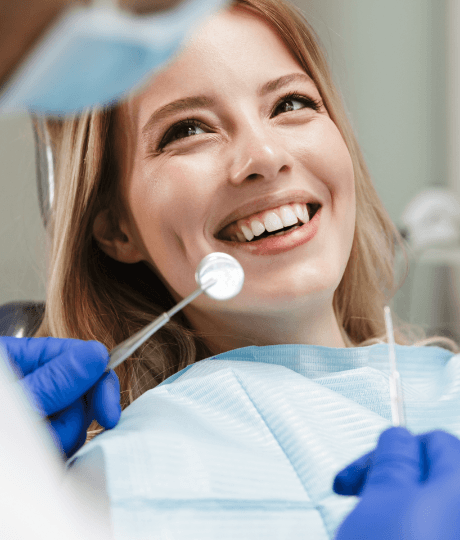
[0,115,46,305]
[0,0,458,340]
[298,0,448,222]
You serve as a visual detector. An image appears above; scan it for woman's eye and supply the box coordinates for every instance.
[272,94,321,117]
[276,98,304,114]
[160,121,206,148]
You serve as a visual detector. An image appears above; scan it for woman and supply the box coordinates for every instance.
[36,0,460,537]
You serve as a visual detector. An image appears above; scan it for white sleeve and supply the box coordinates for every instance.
[0,346,113,540]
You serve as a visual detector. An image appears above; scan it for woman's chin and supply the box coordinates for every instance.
[217,281,338,316]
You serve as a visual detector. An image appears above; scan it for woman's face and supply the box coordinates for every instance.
[112,7,355,328]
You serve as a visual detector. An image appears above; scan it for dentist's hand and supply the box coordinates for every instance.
[0,336,121,459]
[333,427,460,540]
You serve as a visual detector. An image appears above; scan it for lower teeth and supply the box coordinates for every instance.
[272,224,301,236]
[233,223,303,243]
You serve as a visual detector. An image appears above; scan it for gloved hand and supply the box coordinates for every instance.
[0,337,121,459]
[333,427,460,540]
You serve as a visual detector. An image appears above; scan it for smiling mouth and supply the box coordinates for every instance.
[217,202,321,243]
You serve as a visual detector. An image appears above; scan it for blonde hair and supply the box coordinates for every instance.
[36,0,459,441]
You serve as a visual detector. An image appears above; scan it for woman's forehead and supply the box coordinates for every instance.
[129,6,311,121]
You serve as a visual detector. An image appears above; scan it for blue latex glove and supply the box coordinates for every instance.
[0,337,121,459]
[333,427,460,540]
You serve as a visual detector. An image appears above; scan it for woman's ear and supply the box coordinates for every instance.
[93,209,144,264]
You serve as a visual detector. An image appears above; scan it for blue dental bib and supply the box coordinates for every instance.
[69,343,459,539]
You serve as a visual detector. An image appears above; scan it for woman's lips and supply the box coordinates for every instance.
[221,206,321,255]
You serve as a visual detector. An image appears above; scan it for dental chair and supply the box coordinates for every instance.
[0,116,53,337]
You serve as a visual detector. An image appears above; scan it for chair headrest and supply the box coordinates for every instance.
[31,114,55,228]
[0,302,45,337]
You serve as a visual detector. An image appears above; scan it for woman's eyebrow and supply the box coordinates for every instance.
[258,72,311,96]
[141,72,312,138]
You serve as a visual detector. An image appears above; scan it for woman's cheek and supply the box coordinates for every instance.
[320,141,354,200]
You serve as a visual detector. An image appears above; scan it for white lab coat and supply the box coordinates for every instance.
[0,347,113,539]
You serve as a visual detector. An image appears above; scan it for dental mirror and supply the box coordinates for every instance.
[196,252,244,300]
[107,252,244,371]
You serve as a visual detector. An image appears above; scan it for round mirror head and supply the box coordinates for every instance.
[195,252,244,301]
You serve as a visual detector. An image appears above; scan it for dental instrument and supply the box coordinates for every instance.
[107,252,244,371]
[383,305,406,427]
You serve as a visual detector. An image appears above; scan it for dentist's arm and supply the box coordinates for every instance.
[0,0,75,89]
[0,343,113,540]
[0,336,121,458]
[333,427,460,540]
[0,0,191,90]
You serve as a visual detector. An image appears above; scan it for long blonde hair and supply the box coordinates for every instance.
[36,0,458,440]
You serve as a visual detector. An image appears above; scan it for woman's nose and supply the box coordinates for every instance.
[228,122,294,186]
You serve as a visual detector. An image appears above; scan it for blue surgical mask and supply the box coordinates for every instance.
[0,0,229,115]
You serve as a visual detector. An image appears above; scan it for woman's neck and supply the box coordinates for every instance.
[185,301,348,356]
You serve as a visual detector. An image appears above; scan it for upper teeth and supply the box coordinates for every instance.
[227,203,310,242]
